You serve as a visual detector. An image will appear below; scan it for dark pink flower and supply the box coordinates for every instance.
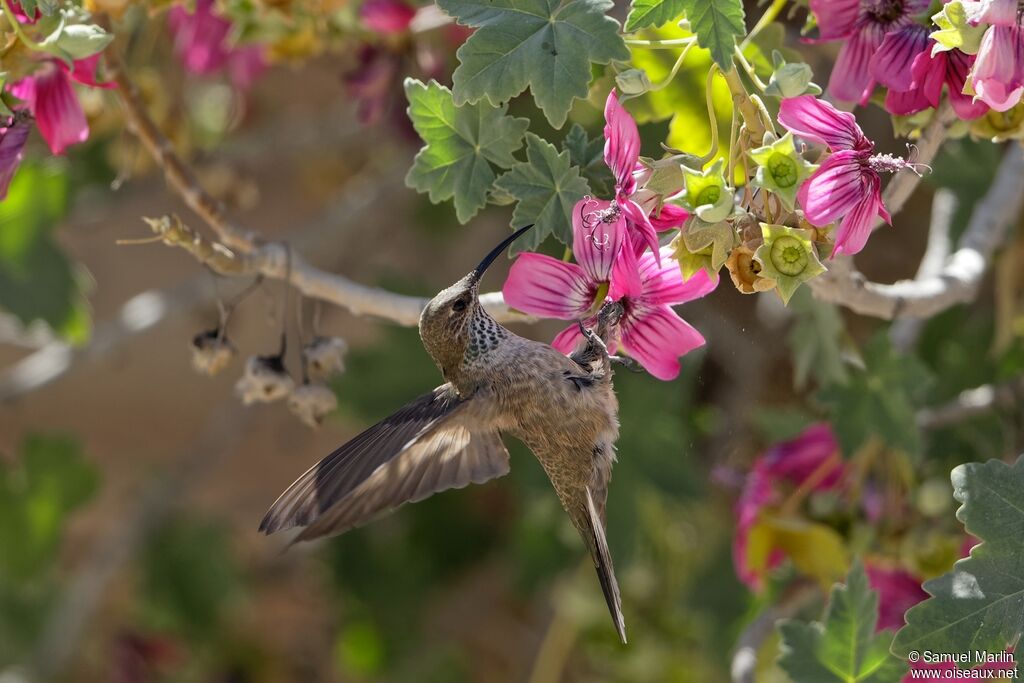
[503,197,626,320]
[11,63,88,155]
[0,113,31,199]
[865,563,927,631]
[733,423,844,590]
[809,0,932,104]
[603,91,663,260]
[967,0,1024,111]
[344,45,403,125]
[778,95,900,257]
[167,0,267,89]
[886,46,990,119]
[361,0,417,35]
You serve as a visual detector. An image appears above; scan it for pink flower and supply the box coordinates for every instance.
[967,0,1024,111]
[733,424,844,589]
[599,91,684,262]
[167,0,266,89]
[0,113,31,199]
[503,196,626,320]
[361,0,417,35]
[503,200,713,380]
[9,58,111,155]
[885,46,990,119]
[865,563,927,631]
[809,0,932,104]
[778,95,901,257]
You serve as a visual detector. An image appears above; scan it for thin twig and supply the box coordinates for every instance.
[730,581,820,683]
[809,144,1024,319]
[890,188,957,350]
[917,376,1024,430]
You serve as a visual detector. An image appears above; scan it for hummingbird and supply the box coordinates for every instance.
[260,224,628,643]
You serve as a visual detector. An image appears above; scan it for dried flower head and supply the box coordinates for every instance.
[288,382,339,428]
[726,245,775,295]
[235,354,294,405]
[303,336,349,380]
[190,329,236,376]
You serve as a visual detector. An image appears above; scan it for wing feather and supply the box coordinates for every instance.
[260,383,510,541]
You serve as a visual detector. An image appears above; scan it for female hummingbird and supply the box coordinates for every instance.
[260,224,627,643]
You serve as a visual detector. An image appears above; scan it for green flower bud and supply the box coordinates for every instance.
[747,132,818,211]
[681,159,734,223]
[970,103,1024,142]
[931,1,984,55]
[39,16,114,65]
[764,51,822,98]
[637,156,686,196]
[753,223,826,304]
[615,68,652,96]
[670,217,735,280]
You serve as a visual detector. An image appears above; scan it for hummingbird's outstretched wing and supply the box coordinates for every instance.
[259,383,509,541]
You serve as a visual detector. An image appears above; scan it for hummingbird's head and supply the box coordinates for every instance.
[419,225,533,377]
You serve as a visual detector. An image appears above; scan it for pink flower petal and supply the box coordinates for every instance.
[648,203,689,231]
[972,24,1024,111]
[799,150,872,227]
[808,0,860,40]
[604,91,641,194]
[13,67,89,155]
[620,304,705,380]
[831,173,885,257]
[620,197,661,263]
[946,50,990,119]
[884,86,932,116]
[0,117,30,200]
[551,322,585,354]
[227,45,267,90]
[871,24,930,92]
[865,563,927,632]
[361,0,417,34]
[169,0,232,75]
[573,197,625,283]
[763,423,843,489]
[974,0,1018,25]
[609,233,644,301]
[829,23,885,104]
[68,54,116,89]
[778,95,867,151]
[502,253,598,320]
[733,462,780,590]
[637,248,718,306]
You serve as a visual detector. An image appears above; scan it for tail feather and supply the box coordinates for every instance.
[585,486,627,644]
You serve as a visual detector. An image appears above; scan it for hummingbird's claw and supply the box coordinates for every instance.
[610,356,643,370]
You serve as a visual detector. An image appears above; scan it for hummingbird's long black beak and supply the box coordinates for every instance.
[469,224,534,283]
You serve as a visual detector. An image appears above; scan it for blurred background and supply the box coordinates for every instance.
[1,1,1022,682]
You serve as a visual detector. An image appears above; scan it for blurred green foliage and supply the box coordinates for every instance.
[0,434,97,666]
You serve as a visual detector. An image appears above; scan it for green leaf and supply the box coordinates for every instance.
[0,161,90,343]
[404,79,529,223]
[624,0,686,32]
[818,334,932,457]
[0,434,98,582]
[562,123,613,197]
[681,0,745,71]
[778,561,907,683]
[892,456,1024,667]
[439,0,629,128]
[18,0,37,16]
[787,288,847,391]
[494,132,590,253]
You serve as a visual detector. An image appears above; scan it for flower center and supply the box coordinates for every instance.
[695,185,721,206]
[770,236,808,276]
[863,0,906,23]
[767,152,798,188]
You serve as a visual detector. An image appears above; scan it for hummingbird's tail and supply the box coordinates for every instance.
[585,486,627,644]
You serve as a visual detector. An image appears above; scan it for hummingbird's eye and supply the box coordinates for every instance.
[452,298,468,312]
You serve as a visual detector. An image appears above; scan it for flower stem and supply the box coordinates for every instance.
[779,451,842,517]
[698,65,720,165]
[0,0,44,51]
[648,42,695,92]
[740,0,788,50]
[722,67,770,140]
[624,37,696,48]
[734,46,768,92]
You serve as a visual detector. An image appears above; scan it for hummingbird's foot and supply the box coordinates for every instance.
[610,355,644,373]
[577,320,609,355]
